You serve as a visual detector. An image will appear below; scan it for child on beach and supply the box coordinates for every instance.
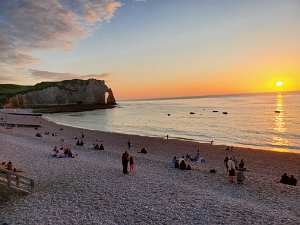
[129,156,134,174]
[236,170,245,184]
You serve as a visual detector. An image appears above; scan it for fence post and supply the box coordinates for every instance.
[7,173,11,186]
[16,176,20,187]
[30,180,34,192]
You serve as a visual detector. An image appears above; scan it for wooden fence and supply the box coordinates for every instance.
[0,168,34,194]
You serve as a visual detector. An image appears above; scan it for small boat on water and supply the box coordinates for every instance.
[213,110,218,112]
[190,112,195,114]
[275,110,281,113]
[222,112,228,115]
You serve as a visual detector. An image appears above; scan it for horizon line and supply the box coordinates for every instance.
[120,90,300,102]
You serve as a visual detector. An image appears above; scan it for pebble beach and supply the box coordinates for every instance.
[0,110,299,225]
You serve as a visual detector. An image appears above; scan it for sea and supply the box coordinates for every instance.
[43,92,300,153]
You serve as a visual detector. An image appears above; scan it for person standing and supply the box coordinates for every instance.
[127,140,132,149]
[129,156,134,174]
[122,151,129,174]
[227,156,236,182]
[224,156,229,173]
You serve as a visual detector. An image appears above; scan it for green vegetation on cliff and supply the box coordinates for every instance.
[0,82,61,107]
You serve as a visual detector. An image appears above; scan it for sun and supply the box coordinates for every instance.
[276,81,283,87]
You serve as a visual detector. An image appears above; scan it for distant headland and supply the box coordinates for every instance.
[0,79,116,113]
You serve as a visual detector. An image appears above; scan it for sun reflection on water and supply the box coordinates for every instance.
[271,94,288,149]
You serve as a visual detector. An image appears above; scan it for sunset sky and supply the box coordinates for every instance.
[0,0,299,100]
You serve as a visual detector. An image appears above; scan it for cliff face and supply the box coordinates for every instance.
[4,79,116,108]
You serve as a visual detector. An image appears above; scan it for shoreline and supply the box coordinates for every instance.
[0,109,299,224]
[42,113,300,154]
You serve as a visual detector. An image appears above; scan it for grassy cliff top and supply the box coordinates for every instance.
[0,82,60,95]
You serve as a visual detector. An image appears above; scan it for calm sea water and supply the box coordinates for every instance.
[43,92,300,153]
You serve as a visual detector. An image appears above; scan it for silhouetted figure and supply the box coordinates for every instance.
[280,173,290,184]
[180,160,187,170]
[237,170,245,184]
[122,151,129,174]
[127,140,132,149]
[224,156,229,173]
[175,160,180,169]
[172,156,177,167]
[141,148,147,154]
[81,132,84,138]
[239,159,246,171]
[289,175,297,186]
[129,156,134,174]
[100,144,104,150]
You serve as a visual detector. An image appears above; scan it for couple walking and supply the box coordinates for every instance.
[122,151,134,174]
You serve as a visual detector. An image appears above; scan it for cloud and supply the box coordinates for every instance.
[0,0,122,78]
[29,69,112,81]
[0,74,20,84]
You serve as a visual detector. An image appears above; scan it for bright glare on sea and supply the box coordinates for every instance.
[43,92,300,153]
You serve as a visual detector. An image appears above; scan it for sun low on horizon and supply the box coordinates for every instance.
[276,81,284,87]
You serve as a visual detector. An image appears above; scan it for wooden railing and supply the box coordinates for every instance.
[0,168,34,194]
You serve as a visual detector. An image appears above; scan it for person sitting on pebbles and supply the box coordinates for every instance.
[52,146,59,157]
[140,148,147,154]
[179,160,192,170]
[99,144,104,150]
[65,148,77,158]
[1,161,7,169]
[193,153,205,163]
[76,139,84,146]
[5,161,22,172]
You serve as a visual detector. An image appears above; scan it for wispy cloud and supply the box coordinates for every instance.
[29,69,112,82]
[0,0,122,80]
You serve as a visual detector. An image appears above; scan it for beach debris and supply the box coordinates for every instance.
[190,112,195,114]
[213,110,218,112]
[210,169,217,174]
[222,112,228,114]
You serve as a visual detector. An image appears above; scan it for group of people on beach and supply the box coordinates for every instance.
[224,156,246,184]
[0,161,22,172]
[52,146,77,158]
[279,173,297,186]
[94,143,104,150]
[122,151,134,174]
[172,150,205,170]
